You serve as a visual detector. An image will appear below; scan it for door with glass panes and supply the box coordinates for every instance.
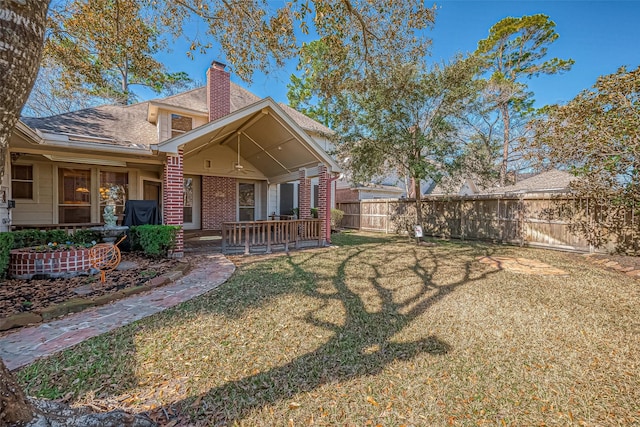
[238,182,256,221]
[183,175,201,229]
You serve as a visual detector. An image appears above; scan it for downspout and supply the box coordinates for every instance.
[325,172,343,244]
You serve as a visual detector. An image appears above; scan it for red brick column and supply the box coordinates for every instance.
[318,165,328,245]
[298,169,311,219]
[163,151,184,257]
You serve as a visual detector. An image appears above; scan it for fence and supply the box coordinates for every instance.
[337,195,639,253]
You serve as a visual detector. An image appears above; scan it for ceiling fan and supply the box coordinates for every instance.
[228,132,256,174]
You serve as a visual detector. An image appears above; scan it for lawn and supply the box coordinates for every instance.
[17,232,639,426]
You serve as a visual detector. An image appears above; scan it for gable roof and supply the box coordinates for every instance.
[21,82,332,148]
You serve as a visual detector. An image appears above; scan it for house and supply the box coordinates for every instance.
[427,169,576,197]
[335,181,404,203]
[3,61,341,256]
[484,169,576,195]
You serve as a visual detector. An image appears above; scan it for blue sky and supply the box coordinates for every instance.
[155,1,640,108]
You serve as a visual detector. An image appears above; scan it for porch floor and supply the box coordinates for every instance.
[184,230,223,254]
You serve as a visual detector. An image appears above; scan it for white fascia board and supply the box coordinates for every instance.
[147,101,208,123]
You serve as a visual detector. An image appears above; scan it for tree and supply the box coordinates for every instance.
[22,62,106,116]
[0,0,436,423]
[46,0,190,105]
[530,66,640,251]
[287,40,340,128]
[336,56,480,226]
[475,14,574,186]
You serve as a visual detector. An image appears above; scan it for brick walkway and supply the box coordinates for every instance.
[0,254,235,371]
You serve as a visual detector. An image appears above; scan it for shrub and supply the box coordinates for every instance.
[311,208,319,218]
[0,232,14,278]
[331,208,344,229]
[130,225,179,257]
[72,229,101,244]
[11,229,49,248]
[46,229,70,244]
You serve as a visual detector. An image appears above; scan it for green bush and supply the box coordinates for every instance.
[310,207,319,218]
[331,208,344,229]
[130,225,179,257]
[12,229,78,248]
[72,229,101,244]
[11,229,49,248]
[0,232,14,279]
[46,229,70,244]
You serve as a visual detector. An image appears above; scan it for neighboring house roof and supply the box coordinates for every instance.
[486,169,576,195]
[429,177,485,196]
[353,183,404,194]
[21,82,332,148]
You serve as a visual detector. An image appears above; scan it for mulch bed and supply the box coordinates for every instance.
[0,252,180,319]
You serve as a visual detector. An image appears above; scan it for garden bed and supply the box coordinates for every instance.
[0,252,185,331]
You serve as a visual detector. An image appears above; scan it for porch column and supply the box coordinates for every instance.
[318,164,328,245]
[163,150,184,257]
[298,169,311,219]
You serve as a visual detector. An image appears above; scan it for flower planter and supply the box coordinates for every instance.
[9,247,94,280]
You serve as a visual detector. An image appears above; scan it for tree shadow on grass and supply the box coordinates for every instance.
[161,241,499,425]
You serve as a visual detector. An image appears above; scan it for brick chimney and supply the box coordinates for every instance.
[206,61,231,122]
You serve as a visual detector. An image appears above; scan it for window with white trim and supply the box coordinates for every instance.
[11,164,33,199]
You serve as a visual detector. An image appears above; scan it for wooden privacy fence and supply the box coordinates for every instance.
[337,195,639,253]
[221,219,323,254]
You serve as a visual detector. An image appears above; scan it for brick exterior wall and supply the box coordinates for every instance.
[318,165,328,244]
[9,248,93,279]
[298,170,311,220]
[163,151,184,257]
[206,61,231,122]
[202,176,237,230]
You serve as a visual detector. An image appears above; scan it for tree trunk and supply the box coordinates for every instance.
[0,0,50,181]
[499,102,510,187]
[0,358,33,424]
[0,1,50,423]
[414,176,422,226]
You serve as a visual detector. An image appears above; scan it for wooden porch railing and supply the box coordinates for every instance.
[221,219,323,254]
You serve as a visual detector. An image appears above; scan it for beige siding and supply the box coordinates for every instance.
[11,162,159,227]
[11,162,54,225]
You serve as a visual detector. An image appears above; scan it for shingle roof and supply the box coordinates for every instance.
[487,169,576,194]
[22,103,155,148]
[21,82,331,147]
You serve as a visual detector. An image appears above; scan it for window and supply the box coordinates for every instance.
[11,164,33,199]
[58,168,91,223]
[171,114,192,138]
[99,171,128,221]
[238,183,255,221]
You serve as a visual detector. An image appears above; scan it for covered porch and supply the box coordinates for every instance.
[158,98,340,257]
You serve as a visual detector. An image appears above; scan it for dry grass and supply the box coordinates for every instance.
[17,232,640,426]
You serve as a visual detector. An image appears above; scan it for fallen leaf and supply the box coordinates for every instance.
[367,396,379,406]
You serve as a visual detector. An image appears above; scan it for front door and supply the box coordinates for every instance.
[183,175,201,229]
